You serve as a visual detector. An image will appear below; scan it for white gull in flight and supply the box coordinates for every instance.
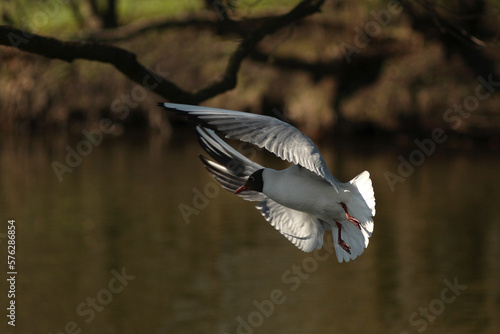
[160,103,376,263]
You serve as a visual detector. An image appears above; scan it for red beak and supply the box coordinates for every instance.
[235,185,248,195]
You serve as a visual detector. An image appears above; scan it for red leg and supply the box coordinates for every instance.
[335,221,351,254]
[340,202,361,230]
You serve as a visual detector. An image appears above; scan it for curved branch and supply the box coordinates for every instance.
[191,0,325,103]
[0,25,193,103]
[411,0,486,48]
[402,0,499,84]
[0,0,325,105]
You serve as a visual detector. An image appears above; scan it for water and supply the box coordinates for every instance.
[0,133,499,334]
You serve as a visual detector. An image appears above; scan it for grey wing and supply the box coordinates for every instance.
[162,103,341,191]
[256,198,326,252]
[196,127,325,253]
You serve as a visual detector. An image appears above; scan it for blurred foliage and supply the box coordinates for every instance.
[0,0,203,35]
[2,0,500,35]
[1,0,500,141]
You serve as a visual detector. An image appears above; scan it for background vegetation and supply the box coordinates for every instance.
[1,0,500,144]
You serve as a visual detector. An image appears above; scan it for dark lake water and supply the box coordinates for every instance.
[0,133,499,334]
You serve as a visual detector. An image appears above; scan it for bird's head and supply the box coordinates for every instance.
[235,169,264,194]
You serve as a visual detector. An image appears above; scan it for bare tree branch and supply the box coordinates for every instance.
[0,25,193,102]
[402,0,499,84]
[0,0,325,105]
[192,0,325,103]
[412,0,486,48]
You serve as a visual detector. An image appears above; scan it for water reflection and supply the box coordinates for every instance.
[0,134,499,334]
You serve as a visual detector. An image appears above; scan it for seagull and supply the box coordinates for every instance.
[160,103,376,263]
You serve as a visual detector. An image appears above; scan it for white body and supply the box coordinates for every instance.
[263,166,347,219]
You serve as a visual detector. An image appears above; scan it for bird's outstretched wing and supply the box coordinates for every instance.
[196,126,326,252]
[161,103,341,191]
[256,198,326,252]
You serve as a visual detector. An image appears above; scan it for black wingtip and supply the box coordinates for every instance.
[198,154,207,164]
[157,102,178,112]
[157,103,215,131]
[158,103,196,122]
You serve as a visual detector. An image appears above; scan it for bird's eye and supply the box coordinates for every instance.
[249,177,254,182]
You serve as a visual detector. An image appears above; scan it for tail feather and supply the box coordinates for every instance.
[351,171,376,216]
[329,171,375,263]
[348,171,375,235]
[332,221,368,263]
